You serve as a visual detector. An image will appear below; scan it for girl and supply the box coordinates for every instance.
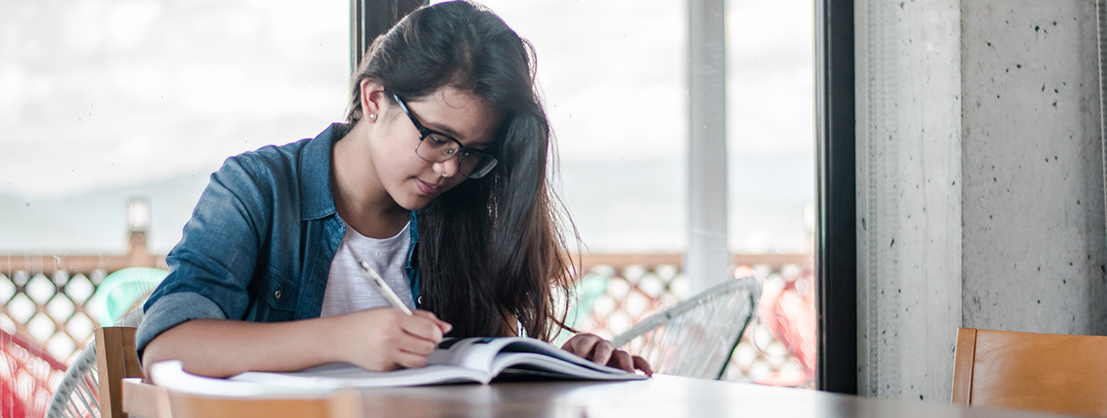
[138,1,652,378]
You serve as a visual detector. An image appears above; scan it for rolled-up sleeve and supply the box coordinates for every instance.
[136,292,227,353]
[135,154,273,356]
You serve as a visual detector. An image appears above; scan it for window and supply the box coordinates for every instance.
[459,0,816,386]
[0,0,350,253]
[0,0,349,361]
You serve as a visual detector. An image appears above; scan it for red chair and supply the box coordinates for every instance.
[1,328,68,418]
[752,267,815,387]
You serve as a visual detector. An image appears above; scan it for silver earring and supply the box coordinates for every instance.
[368,113,377,121]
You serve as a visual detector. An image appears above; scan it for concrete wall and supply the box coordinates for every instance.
[961,0,1107,336]
[855,0,1106,401]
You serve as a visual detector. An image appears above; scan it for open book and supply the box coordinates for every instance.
[229,337,647,389]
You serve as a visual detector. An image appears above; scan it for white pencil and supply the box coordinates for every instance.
[356,260,414,316]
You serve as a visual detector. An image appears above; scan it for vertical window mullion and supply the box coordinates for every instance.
[815,0,857,394]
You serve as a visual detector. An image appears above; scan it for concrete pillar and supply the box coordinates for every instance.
[855,0,963,401]
[687,0,729,293]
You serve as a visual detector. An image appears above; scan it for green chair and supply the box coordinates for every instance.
[87,267,168,327]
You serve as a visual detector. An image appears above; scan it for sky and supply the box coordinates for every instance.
[0,0,814,254]
[0,0,350,197]
[476,0,816,158]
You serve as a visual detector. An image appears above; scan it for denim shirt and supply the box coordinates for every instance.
[136,123,421,355]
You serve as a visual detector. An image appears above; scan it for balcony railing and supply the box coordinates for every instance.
[571,253,814,387]
[1,235,814,387]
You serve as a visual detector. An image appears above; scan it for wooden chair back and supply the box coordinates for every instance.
[952,328,1107,417]
[96,326,147,418]
[160,388,360,418]
[97,326,359,418]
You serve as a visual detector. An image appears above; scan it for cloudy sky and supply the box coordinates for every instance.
[0,0,814,254]
[1,0,349,197]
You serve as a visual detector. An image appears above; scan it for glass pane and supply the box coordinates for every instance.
[0,0,349,253]
[458,1,687,253]
[450,0,816,387]
[725,0,816,388]
[0,0,349,363]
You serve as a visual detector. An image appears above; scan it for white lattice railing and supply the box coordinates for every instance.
[572,253,814,387]
[2,243,814,388]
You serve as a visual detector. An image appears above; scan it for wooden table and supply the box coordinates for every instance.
[348,375,1078,418]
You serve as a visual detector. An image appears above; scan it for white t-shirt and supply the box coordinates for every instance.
[320,221,415,317]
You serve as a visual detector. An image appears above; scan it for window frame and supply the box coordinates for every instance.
[350,0,426,71]
[814,0,857,394]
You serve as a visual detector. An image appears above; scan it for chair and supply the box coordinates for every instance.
[1,328,68,418]
[952,328,1107,417]
[47,310,145,418]
[120,350,360,418]
[753,269,815,386]
[45,336,99,418]
[612,276,761,379]
[86,267,168,327]
[118,377,359,418]
[85,310,359,418]
[47,266,165,418]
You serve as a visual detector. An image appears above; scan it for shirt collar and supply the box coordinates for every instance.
[300,123,349,220]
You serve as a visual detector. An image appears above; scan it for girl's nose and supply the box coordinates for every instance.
[433,157,460,178]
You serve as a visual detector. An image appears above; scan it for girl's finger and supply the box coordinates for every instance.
[413,310,453,334]
[590,340,616,366]
[392,350,430,369]
[560,337,575,351]
[400,315,445,343]
[632,355,654,376]
[412,310,437,320]
[396,333,438,356]
[564,334,600,358]
[608,350,634,373]
[436,319,452,334]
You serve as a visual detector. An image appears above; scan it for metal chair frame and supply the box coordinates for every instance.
[612,276,761,380]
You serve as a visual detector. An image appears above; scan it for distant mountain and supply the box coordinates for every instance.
[0,172,211,253]
[0,153,813,255]
[560,152,814,253]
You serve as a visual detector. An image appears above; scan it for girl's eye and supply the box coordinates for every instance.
[429,135,449,146]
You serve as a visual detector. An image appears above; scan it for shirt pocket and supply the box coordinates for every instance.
[254,266,297,322]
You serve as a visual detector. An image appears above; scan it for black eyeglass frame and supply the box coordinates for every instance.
[389,92,498,179]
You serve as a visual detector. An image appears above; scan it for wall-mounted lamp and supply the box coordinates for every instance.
[127,198,151,232]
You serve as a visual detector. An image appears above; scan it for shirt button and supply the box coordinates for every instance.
[274,290,282,299]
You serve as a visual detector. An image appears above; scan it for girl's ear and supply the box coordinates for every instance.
[359,79,388,121]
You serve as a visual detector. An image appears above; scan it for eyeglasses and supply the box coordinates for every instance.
[390,92,498,179]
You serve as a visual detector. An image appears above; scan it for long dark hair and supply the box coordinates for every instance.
[346,1,576,341]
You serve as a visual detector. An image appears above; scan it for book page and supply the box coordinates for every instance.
[232,362,490,388]
[427,337,520,371]
[149,360,336,397]
[491,353,647,380]
[431,337,646,380]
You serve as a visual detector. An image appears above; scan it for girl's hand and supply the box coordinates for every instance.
[331,308,452,371]
[561,333,653,376]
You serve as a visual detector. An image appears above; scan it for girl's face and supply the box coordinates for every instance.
[367,85,503,211]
